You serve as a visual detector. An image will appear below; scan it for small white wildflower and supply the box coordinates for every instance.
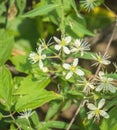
[71,39,90,56]
[63,58,84,79]
[38,38,53,50]
[87,99,109,121]
[92,53,111,66]
[78,78,95,94]
[18,110,32,120]
[96,71,116,93]
[29,46,46,70]
[54,36,71,54]
[80,0,97,12]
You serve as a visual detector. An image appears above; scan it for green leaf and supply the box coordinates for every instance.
[45,101,62,121]
[14,74,62,111]
[14,74,51,95]
[0,66,12,109]
[40,121,78,129]
[106,73,117,80]
[73,52,96,60]
[70,0,82,18]
[15,89,62,111]
[30,111,40,128]
[22,4,60,17]
[65,16,95,37]
[67,90,84,98]
[0,30,14,66]
[16,0,26,14]
[10,55,32,74]
[100,107,117,130]
[0,113,3,120]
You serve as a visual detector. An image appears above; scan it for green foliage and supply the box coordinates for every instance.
[0,30,14,66]
[0,0,116,129]
[0,66,12,110]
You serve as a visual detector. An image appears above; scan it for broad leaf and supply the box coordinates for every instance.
[65,16,95,37]
[0,66,12,109]
[0,30,14,66]
[15,89,61,111]
[14,74,50,95]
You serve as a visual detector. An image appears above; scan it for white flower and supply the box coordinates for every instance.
[95,71,116,93]
[63,58,84,79]
[87,99,109,121]
[71,39,90,56]
[78,78,95,94]
[54,36,71,54]
[18,110,32,120]
[80,0,97,12]
[29,46,46,70]
[38,38,53,50]
[92,53,111,66]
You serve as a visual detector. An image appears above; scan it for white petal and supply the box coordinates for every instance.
[108,84,116,93]
[75,69,84,76]
[100,110,109,118]
[103,60,111,65]
[63,46,70,54]
[64,36,71,44]
[39,60,43,69]
[87,103,97,110]
[29,52,36,58]
[88,111,95,119]
[66,72,73,79]
[53,36,61,44]
[98,99,105,109]
[63,63,71,70]
[55,45,61,51]
[108,78,113,81]
[42,54,46,59]
[74,39,81,46]
[73,58,78,67]
[99,71,104,77]
[95,85,103,92]
[71,48,78,52]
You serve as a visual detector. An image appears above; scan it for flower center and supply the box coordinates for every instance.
[94,109,100,116]
[71,66,76,72]
[61,39,66,46]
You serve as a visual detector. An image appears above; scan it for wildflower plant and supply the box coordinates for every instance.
[0,0,117,130]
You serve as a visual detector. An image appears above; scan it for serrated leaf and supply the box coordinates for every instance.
[22,4,60,17]
[14,74,51,95]
[15,89,62,111]
[0,30,14,66]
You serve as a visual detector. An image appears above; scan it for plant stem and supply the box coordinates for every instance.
[66,100,87,130]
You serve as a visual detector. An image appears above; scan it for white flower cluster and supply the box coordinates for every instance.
[28,35,115,122]
[29,36,90,74]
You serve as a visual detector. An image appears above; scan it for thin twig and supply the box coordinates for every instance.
[66,100,87,130]
[94,18,117,76]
